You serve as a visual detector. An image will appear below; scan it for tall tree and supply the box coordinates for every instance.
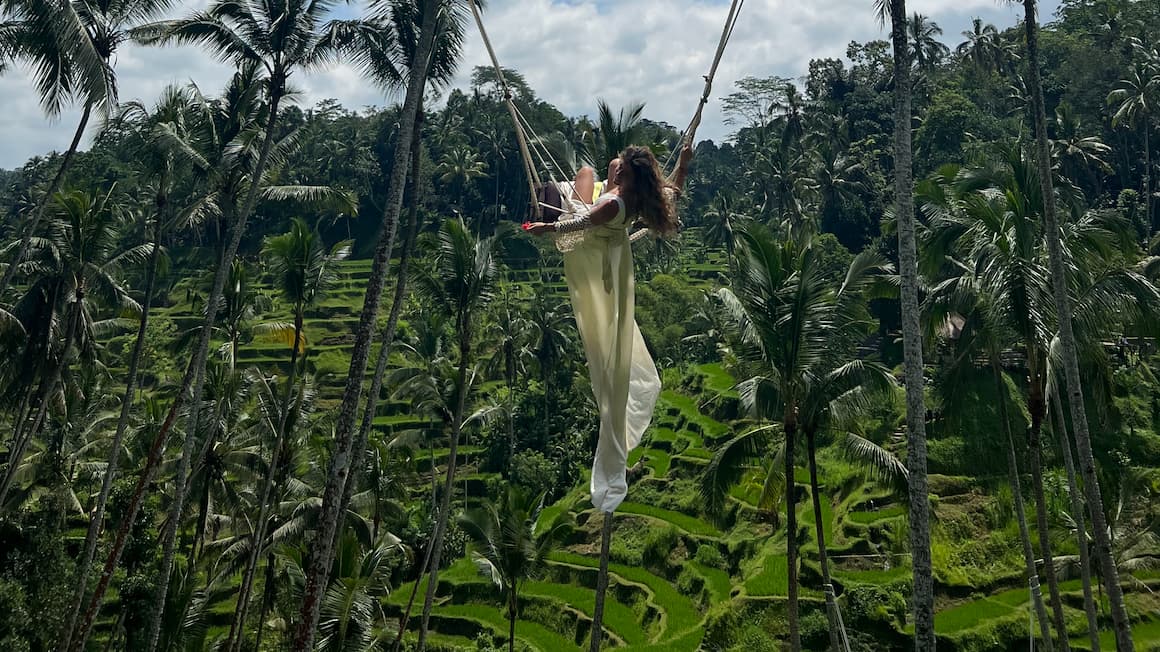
[1107,58,1159,232]
[0,188,146,506]
[56,85,191,652]
[908,13,949,71]
[72,1,360,646]
[1017,0,1135,648]
[458,486,573,652]
[876,0,936,646]
[293,2,446,646]
[225,218,350,652]
[415,217,499,650]
[0,0,148,299]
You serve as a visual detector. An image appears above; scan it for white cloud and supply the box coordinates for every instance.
[0,0,1055,169]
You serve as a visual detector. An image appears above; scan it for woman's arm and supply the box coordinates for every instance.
[525,197,620,235]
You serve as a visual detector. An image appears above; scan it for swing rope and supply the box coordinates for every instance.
[468,0,543,218]
[469,0,746,220]
[823,583,853,652]
[661,0,746,178]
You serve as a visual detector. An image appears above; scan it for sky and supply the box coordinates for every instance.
[0,0,1061,170]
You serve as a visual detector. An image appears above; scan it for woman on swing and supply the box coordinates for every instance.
[525,143,693,513]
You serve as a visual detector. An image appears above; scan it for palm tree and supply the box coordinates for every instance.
[908,13,949,72]
[1107,61,1159,232]
[315,534,405,652]
[956,18,1000,71]
[0,0,159,300]
[295,2,464,646]
[1047,365,1101,652]
[875,0,936,645]
[701,191,745,271]
[458,486,573,652]
[437,144,488,217]
[921,256,1058,648]
[413,218,499,650]
[75,0,363,642]
[1052,102,1112,196]
[925,149,1078,643]
[131,3,369,646]
[224,219,350,652]
[0,188,145,507]
[587,99,647,167]
[1017,1,1135,647]
[57,84,193,652]
[707,223,902,650]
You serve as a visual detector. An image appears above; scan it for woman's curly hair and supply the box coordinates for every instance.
[619,146,679,236]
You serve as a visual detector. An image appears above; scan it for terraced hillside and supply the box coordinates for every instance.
[112,257,1160,651]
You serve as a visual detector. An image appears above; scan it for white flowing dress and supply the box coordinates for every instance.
[557,192,661,513]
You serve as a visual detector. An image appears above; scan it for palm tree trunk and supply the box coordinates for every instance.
[1144,122,1152,234]
[144,77,290,652]
[226,309,303,652]
[254,550,277,652]
[1021,3,1134,649]
[0,292,83,505]
[77,79,288,652]
[418,330,473,651]
[508,591,518,652]
[72,352,198,652]
[590,511,614,652]
[784,415,800,652]
[391,533,439,652]
[58,205,164,651]
[0,101,92,299]
[1028,378,1070,649]
[1053,395,1101,652]
[338,102,425,544]
[995,361,1055,650]
[293,9,440,647]
[889,0,936,647]
[807,430,841,652]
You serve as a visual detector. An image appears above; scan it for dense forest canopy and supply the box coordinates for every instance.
[2,0,1160,650]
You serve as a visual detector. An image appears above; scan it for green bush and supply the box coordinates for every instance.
[844,583,908,629]
[694,544,726,570]
[799,609,831,651]
[926,436,969,475]
[676,566,704,596]
[642,526,681,569]
[509,449,557,497]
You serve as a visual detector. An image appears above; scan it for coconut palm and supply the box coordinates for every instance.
[874,0,936,644]
[1107,61,1159,232]
[702,191,746,269]
[224,219,350,652]
[586,99,647,167]
[704,222,902,650]
[437,144,488,216]
[293,2,447,642]
[57,85,193,651]
[908,13,949,72]
[75,0,364,640]
[458,486,573,652]
[315,534,405,652]
[1016,0,1135,647]
[1052,102,1112,196]
[920,249,1058,648]
[410,217,499,649]
[0,0,166,300]
[956,18,1000,70]
[0,188,145,508]
[298,2,475,645]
